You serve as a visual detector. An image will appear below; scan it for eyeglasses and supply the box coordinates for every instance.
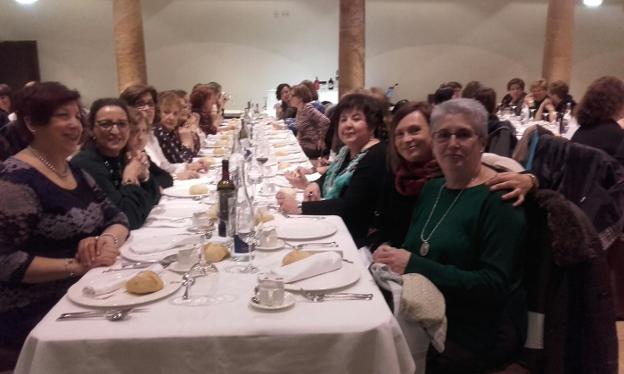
[432,129,476,144]
[134,101,155,110]
[96,120,129,130]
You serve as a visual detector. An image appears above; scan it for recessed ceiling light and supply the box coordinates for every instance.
[583,0,603,6]
[15,0,39,4]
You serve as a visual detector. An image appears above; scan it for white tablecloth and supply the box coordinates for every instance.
[15,124,417,373]
[15,216,415,374]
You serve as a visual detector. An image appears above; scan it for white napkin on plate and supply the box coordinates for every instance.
[131,235,198,254]
[272,252,342,283]
[82,264,164,297]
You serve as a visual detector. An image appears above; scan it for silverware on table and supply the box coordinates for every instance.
[302,292,373,303]
[57,308,147,321]
[104,254,178,273]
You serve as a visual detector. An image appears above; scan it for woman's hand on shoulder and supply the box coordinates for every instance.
[486,172,535,207]
[372,244,411,275]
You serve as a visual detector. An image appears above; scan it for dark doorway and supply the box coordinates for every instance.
[0,41,41,89]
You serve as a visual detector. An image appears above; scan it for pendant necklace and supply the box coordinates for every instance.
[419,183,465,256]
[29,146,70,179]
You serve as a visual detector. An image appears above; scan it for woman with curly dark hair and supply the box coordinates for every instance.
[571,76,624,157]
[277,93,386,246]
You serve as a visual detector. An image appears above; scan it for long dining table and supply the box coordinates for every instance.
[14,119,417,374]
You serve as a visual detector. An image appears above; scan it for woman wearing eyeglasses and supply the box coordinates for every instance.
[374,99,527,373]
[71,98,161,230]
[0,83,129,359]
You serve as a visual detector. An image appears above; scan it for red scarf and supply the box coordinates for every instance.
[394,159,440,196]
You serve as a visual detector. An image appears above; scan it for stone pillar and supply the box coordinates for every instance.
[542,0,575,83]
[112,0,147,92]
[339,0,365,97]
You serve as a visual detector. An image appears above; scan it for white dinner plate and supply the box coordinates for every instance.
[67,271,181,308]
[120,234,201,262]
[285,262,361,292]
[163,184,214,198]
[249,293,296,311]
[276,220,337,240]
[256,239,285,251]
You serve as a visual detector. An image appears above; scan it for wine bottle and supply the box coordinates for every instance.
[217,159,236,237]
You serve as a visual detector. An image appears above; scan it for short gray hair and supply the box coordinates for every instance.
[430,98,488,141]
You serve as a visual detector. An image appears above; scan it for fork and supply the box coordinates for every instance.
[57,308,147,321]
[303,292,373,302]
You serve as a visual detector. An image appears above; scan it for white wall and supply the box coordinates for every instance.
[1,0,623,107]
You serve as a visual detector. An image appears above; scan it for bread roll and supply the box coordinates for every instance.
[189,184,209,195]
[274,150,288,157]
[213,147,225,156]
[208,204,218,220]
[282,250,313,266]
[278,162,290,170]
[126,271,164,295]
[203,243,229,263]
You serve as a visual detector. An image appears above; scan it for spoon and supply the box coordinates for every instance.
[105,309,131,321]
[181,274,196,300]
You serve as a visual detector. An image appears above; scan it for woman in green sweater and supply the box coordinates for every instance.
[72,98,161,229]
[374,98,526,373]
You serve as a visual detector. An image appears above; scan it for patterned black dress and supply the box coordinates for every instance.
[0,157,128,348]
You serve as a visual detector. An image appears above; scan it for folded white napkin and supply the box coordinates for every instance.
[131,236,198,254]
[82,264,164,297]
[272,252,342,283]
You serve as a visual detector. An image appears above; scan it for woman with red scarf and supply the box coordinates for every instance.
[367,101,533,251]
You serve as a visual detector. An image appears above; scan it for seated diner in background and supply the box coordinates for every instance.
[543,80,576,123]
[289,83,330,159]
[0,82,129,354]
[153,91,199,163]
[126,108,173,189]
[190,84,222,136]
[374,98,527,373]
[498,77,526,116]
[120,84,205,180]
[277,93,386,247]
[571,75,624,157]
[524,78,549,120]
[71,98,161,230]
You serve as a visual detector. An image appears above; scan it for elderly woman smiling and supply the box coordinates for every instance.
[374,99,527,373]
[277,93,386,247]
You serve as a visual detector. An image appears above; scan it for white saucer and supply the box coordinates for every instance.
[249,293,295,311]
[256,239,285,251]
[167,261,194,273]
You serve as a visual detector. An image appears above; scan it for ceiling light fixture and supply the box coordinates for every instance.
[15,0,39,4]
[583,0,603,7]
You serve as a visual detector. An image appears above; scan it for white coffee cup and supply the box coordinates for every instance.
[256,273,285,307]
[177,248,197,268]
[258,226,278,248]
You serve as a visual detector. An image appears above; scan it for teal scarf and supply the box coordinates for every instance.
[322,146,370,199]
